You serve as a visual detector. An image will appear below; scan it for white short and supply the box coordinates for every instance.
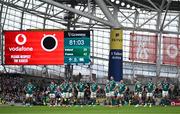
[117,93,124,98]
[106,93,110,97]
[62,92,69,98]
[147,92,153,97]
[162,91,168,97]
[26,94,33,98]
[134,92,142,98]
[78,92,84,98]
[69,93,73,98]
[49,93,56,99]
[90,92,97,98]
[109,91,115,97]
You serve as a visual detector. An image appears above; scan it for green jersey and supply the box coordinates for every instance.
[109,80,116,91]
[105,84,110,93]
[91,83,98,92]
[118,83,126,93]
[25,84,35,94]
[162,83,169,91]
[135,82,142,92]
[146,82,155,93]
[61,82,69,92]
[68,83,73,92]
[48,84,57,94]
[77,82,86,92]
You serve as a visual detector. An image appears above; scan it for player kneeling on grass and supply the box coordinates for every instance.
[160,79,173,106]
[109,76,116,106]
[24,81,36,106]
[76,81,86,105]
[116,80,127,106]
[90,80,100,105]
[145,79,155,107]
[60,80,70,106]
[134,80,143,107]
[47,81,57,106]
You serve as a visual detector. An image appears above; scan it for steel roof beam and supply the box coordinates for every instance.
[40,0,115,27]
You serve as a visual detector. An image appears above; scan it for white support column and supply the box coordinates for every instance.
[156,11,162,78]
[156,0,172,78]
[177,13,180,83]
[88,0,94,81]
[132,11,139,81]
[0,0,8,73]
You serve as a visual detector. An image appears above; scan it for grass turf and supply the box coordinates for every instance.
[0,105,179,114]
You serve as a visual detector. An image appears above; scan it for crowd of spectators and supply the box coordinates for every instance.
[0,74,50,105]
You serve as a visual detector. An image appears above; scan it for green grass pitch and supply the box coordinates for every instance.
[0,105,179,114]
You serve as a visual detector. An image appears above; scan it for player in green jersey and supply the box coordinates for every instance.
[61,80,70,99]
[160,79,174,106]
[109,76,116,105]
[47,81,57,106]
[76,81,86,105]
[77,82,86,98]
[24,81,36,106]
[109,77,116,97]
[104,80,110,105]
[161,79,170,98]
[90,80,100,105]
[134,80,143,107]
[116,80,127,106]
[145,79,156,107]
[68,81,74,105]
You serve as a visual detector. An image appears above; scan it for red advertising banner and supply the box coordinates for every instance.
[163,36,180,65]
[129,33,157,63]
[4,31,64,65]
[171,100,180,106]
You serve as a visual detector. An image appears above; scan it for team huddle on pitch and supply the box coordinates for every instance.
[24,77,174,107]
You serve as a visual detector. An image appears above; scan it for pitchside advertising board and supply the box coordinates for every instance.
[108,29,123,82]
[3,30,90,65]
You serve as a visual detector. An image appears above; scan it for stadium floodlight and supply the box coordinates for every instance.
[111,0,115,2]
[126,4,130,8]
[142,10,146,13]
[131,6,135,10]
[121,2,125,6]
[115,0,120,4]
[137,8,141,12]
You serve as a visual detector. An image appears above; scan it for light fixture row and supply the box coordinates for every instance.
[110,0,144,13]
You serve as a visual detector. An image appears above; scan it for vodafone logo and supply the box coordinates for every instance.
[8,33,33,52]
[15,34,27,45]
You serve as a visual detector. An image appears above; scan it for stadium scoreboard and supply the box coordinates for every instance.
[64,31,90,64]
[3,30,91,65]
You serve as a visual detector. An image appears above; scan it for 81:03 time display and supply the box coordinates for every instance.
[69,39,85,46]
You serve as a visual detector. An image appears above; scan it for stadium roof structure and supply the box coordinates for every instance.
[0,0,180,82]
[53,0,180,12]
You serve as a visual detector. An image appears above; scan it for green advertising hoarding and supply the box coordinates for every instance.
[64,30,90,64]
